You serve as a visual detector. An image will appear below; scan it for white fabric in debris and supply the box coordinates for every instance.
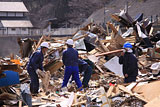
[150,62,160,71]
[156,40,160,48]
[136,22,147,38]
[86,32,98,44]
[75,38,86,50]
[20,83,30,94]
[122,27,134,38]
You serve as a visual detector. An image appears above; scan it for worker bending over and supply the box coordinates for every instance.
[70,59,93,88]
[27,42,49,94]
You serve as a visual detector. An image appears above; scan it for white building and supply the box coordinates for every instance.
[0,2,33,35]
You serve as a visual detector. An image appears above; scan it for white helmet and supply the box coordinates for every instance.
[40,42,49,49]
[66,39,74,45]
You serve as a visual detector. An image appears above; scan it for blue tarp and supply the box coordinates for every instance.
[0,71,20,87]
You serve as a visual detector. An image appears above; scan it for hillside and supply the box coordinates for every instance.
[83,0,160,26]
[0,0,159,28]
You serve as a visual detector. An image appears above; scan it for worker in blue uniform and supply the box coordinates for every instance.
[27,42,49,94]
[119,42,138,83]
[62,39,82,89]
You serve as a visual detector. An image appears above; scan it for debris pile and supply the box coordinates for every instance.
[0,6,160,107]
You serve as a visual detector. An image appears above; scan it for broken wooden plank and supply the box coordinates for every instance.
[19,100,22,107]
[0,92,17,100]
[66,92,74,107]
[111,14,121,22]
[99,87,111,107]
[72,100,87,106]
[73,33,89,41]
[38,71,51,92]
[95,49,123,57]
[97,40,110,52]
[107,22,118,35]
[126,82,138,92]
[34,36,45,51]
[73,93,77,105]
[95,64,104,73]
[118,85,148,102]
[107,85,115,98]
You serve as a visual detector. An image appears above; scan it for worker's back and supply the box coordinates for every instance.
[62,47,78,66]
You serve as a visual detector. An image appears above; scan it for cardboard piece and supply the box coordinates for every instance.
[144,95,160,107]
[44,60,63,75]
[133,81,160,101]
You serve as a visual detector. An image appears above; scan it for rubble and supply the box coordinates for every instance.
[0,4,160,107]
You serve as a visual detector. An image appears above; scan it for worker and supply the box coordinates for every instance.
[27,42,49,95]
[62,39,82,90]
[119,42,138,83]
[70,59,93,88]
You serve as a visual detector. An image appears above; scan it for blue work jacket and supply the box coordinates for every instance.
[62,47,78,66]
[27,50,44,71]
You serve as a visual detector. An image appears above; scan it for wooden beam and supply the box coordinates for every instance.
[118,85,148,102]
[99,87,111,107]
[107,86,115,97]
[66,92,74,107]
[95,64,104,73]
[97,40,110,52]
[73,93,77,104]
[19,100,22,107]
[34,35,45,52]
[111,14,121,22]
[95,49,123,57]
[72,100,87,106]
[73,33,89,41]
[107,22,118,35]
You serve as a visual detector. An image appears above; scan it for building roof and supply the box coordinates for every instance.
[0,2,28,12]
[1,20,33,27]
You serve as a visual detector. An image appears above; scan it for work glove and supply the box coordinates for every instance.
[36,69,45,78]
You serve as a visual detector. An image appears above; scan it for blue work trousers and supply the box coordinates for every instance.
[21,91,32,107]
[62,66,82,88]
[82,65,93,88]
[27,66,39,94]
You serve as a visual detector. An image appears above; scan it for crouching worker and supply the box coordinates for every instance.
[119,42,138,83]
[27,42,49,95]
[62,39,82,90]
[70,59,93,88]
[78,59,93,88]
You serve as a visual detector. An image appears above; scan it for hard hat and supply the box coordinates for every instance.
[66,39,74,45]
[123,42,132,48]
[40,42,49,49]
